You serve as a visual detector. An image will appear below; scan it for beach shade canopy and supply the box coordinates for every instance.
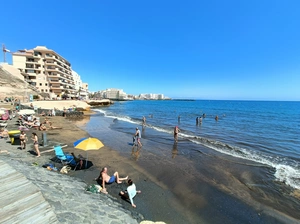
[0,109,6,115]
[73,137,104,168]
[18,109,35,115]
[73,137,104,151]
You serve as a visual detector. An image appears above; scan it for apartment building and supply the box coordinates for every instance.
[12,46,76,98]
[94,88,127,100]
[72,70,89,100]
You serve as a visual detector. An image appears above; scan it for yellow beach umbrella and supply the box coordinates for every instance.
[73,137,104,168]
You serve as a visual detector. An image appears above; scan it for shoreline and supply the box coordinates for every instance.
[78,110,300,224]
[0,111,162,223]
[2,101,300,224]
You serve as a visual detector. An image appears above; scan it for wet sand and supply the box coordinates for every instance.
[70,113,300,224]
[14,112,300,224]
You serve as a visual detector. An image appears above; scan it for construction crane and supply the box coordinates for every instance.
[2,44,11,63]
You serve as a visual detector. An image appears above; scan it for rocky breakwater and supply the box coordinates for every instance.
[86,99,113,106]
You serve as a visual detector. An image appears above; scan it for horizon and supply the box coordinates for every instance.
[1,0,300,101]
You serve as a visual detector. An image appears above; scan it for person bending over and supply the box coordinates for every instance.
[120,179,141,208]
[95,167,128,194]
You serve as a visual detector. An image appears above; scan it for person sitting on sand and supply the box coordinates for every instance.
[95,167,128,194]
[120,179,141,208]
[47,110,52,116]
[0,128,9,139]
[48,122,62,130]
[43,118,50,124]
[71,152,84,170]
[39,123,47,131]
[39,111,46,116]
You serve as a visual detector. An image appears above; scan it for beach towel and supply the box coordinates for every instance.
[60,165,71,174]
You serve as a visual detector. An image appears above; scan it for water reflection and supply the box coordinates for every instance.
[172,142,178,159]
[132,146,141,161]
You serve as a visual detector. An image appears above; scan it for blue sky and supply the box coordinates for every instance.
[1,0,300,100]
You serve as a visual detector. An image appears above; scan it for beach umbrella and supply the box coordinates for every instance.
[18,109,35,115]
[73,137,104,168]
[0,109,6,115]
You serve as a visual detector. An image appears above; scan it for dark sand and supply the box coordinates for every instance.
[11,111,300,224]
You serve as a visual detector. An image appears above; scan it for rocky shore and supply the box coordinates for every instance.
[0,106,164,224]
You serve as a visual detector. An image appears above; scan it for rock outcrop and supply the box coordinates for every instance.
[0,64,39,101]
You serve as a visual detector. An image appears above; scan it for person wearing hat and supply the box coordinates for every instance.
[134,127,142,147]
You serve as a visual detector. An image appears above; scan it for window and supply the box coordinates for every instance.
[45,83,48,86]
[40,83,42,86]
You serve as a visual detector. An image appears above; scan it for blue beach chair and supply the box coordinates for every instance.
[54,146,79,170]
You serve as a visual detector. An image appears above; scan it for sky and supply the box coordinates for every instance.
[1,0,300,101]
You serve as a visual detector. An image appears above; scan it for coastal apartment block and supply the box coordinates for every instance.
[94,88,129,100]
[12,46,77,98]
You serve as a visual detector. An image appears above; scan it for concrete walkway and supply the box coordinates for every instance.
[0,160,58,224]
[0,158,138,224]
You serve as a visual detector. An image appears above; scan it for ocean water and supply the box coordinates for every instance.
[94,100,300,190]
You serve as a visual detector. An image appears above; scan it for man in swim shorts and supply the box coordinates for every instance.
[95,167,128,194]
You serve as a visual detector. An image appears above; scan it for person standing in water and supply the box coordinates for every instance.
[174,126,180,142]
[142,116,146,126]
[134,127,142,147]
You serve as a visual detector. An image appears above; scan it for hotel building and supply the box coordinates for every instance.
[12,46,77,98]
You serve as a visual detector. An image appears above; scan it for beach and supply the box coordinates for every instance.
[1,100,300,224]
[0,103,175,224]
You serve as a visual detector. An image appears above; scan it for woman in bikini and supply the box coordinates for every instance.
[31,132,41,157]
[95,167,128,194]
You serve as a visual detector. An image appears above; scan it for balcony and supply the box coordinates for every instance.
[50,86,63,90]
[48,79,60,83]
[45,61,55,65]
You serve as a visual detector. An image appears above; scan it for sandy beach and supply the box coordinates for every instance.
[0,103,169,223]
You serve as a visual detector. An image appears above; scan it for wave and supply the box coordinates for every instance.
[93,109,300,190]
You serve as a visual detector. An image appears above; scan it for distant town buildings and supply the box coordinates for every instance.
[94,88,129,100]
[137,93,166,100]
[11,46,88,99]
[93,88,169,100]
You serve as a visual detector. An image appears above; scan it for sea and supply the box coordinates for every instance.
[82,100,300,223]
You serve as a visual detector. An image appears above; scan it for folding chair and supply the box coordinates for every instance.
[54,146,80,170]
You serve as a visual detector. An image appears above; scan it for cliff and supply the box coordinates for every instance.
[0,64,39,101]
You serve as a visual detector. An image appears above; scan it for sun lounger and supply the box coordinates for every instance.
[54,146,81,171]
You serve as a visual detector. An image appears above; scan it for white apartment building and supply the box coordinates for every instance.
[72,70,88,99]
[138,93,165,100]
[81,83,89,100]
[95,88,127,100]
[12,46,76,98]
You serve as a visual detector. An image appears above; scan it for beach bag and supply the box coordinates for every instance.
[94,184,102,193]
[86,184,99,193]
[60,165,71,174]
